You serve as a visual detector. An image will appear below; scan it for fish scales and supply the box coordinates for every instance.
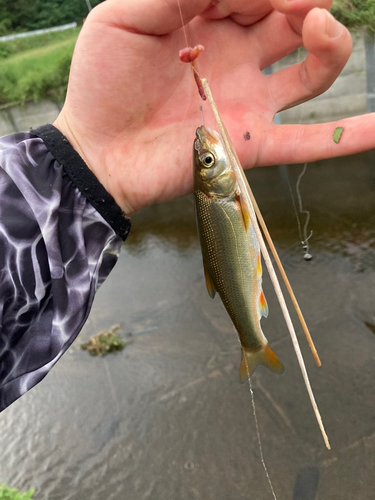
[193,126,284,380]
[195,189,263,352]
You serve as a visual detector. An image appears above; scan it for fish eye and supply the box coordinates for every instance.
[200,153,215,168]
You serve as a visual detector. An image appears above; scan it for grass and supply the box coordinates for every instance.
[0,27,80,59]
[332,0,375,35]
[0,29,79,106]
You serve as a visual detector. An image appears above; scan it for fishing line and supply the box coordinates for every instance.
[176,0,190,48]
[177,0,208,113]
[177,2,279,491]
[244,356,278,500]
[178,5,325,495]
[285,168,303,243]
[248,378,278,500]
[200,105,205,126]
[285,163,313,261]
[283,45,313,261]
[296,163,313,261]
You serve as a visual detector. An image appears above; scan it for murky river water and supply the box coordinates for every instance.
[1,151,375,499]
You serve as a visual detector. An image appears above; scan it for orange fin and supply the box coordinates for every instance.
[259,290,269,318]
[236,191,250,231]
[204,263,216,299]
[239,345,284,382]
[257,253,262,276]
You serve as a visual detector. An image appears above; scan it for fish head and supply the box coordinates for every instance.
[193,126,236,198]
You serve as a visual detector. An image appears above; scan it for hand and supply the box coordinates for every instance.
[54,0,370,215]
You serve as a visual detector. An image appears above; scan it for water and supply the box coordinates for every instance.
[1,151,375,499]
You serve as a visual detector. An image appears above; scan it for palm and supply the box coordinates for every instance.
[57,0,372,214]
[67,17,267,211]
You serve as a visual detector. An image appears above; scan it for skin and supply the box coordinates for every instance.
[53,0,375,216]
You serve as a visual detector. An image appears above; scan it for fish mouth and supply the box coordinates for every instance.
[196,126,219,144]
[195,126,220,157]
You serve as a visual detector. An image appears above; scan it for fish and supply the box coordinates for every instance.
[193,126,284,381]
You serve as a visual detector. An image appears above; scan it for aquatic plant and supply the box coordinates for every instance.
[0,484,34,500]
[80,324,128,356]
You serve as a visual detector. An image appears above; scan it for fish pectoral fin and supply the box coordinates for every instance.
[259,290,269,318]
[204,263,216,299]
[235,191,250,231]
[239,345,284,382]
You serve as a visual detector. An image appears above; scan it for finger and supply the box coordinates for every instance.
[256,115,375,167]
[249,0,332,69]
[90,0,211,35]
[267,8,352,112]
[270,0,333,35]
[201,0,273,25]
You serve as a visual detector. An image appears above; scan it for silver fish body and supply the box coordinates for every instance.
[193,126,284,380]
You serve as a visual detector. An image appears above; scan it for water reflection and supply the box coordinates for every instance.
[130,149,375,270]
[128,197,198,255]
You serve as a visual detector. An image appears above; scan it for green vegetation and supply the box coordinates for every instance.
[0,0,101,106]
[0,30,78,106]
[332,0,375,34]
[80,324,131,356]
[0,27,80,60]
[0,0,103,36]
[0,0,373,108]
[0,484,34,500]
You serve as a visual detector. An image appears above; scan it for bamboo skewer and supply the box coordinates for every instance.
[201,77,330,450]
[245,189,321,367]
[194,70,320,366]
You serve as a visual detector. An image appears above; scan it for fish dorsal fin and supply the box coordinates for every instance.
[259,290,269,318]
[236,191,249,231]
[204,263,216,299]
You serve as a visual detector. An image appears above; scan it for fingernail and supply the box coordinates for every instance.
[325,10,343,39]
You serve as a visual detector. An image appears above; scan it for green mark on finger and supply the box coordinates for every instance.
[333,127,344,144]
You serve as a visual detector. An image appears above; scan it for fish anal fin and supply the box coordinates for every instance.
[239,345,284,383]
[204,264,216,299]
[236,191,250,231]
[259,290,269,318]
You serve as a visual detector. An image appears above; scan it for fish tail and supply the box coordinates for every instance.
[239,345,284,382]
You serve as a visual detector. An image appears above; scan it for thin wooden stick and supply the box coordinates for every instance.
[202,77,330,450]
[246,190,321,366]
[195,76,320,366]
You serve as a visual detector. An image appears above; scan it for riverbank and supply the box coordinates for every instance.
[0,28,78,112]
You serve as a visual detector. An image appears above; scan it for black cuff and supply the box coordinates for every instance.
[31,124,131,241]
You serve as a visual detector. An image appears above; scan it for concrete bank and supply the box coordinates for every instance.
[0,100,62,136]
[0,31,373,135]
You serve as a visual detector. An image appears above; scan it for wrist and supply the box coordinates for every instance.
[53,111,135,216]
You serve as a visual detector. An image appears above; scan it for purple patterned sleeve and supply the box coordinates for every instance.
[0,127,131,412]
